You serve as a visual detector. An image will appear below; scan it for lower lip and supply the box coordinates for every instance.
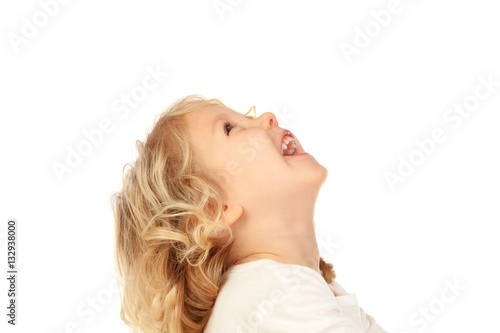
[285,152,309,157]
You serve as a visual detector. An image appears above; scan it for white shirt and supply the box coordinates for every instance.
[204,259,388,333]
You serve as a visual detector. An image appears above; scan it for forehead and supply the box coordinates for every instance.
[187,104,238,124]
[187,105,223,125]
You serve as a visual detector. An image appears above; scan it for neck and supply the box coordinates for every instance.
[228,191,322,276]
[232,235,321,275]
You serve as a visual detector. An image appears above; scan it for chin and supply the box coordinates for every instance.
[317,164,328,186]
[301,164,328,188]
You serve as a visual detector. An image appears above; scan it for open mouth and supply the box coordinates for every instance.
[281,131,297,156]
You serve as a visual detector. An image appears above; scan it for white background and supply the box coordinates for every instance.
[1,0,499,332]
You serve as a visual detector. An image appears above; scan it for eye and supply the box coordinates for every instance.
[224,121,236,136]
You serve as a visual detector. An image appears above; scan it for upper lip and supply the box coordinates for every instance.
[281,130,292,140]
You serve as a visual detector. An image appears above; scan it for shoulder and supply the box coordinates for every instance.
[214,259,302,307]
[205,259,293,332]
[205,259,347,332]
[219,259,331,298]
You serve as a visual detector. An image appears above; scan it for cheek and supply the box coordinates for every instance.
[238,131,275,162]
[236,141,258,162]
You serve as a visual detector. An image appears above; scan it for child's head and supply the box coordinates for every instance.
[110,94,335,333]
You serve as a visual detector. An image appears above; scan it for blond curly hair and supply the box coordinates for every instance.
[109,94,336,333]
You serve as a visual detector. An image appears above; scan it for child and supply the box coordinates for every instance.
[111,94,388,332]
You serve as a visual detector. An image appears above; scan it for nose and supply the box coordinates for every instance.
[257,112,279,131]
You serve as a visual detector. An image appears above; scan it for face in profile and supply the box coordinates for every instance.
[185,105,328,214]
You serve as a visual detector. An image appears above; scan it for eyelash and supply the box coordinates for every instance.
[224,121,236,136]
